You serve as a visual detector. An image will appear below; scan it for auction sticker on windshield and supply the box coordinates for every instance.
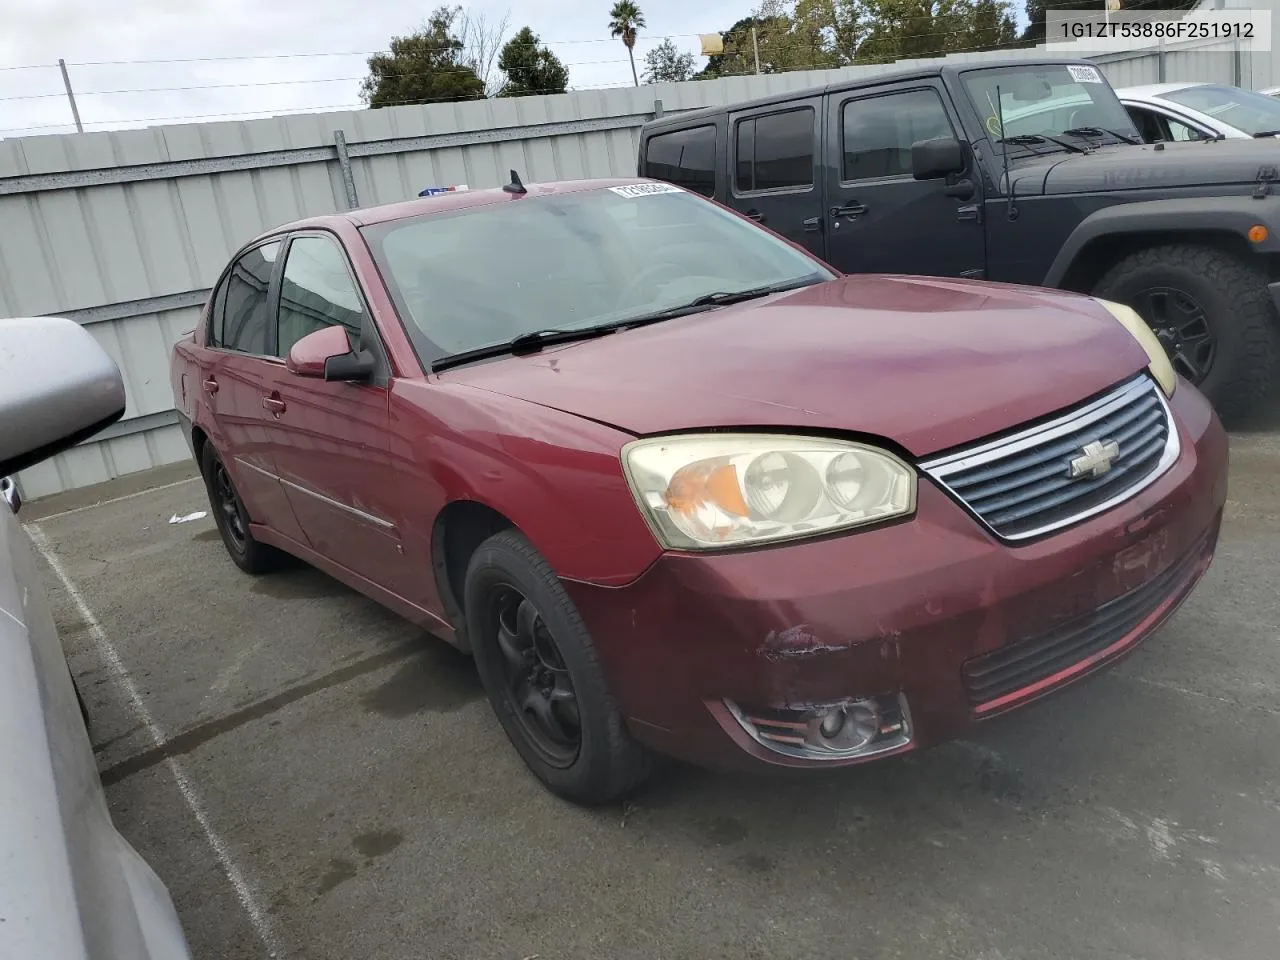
[1067,64,1104,83]
[610,183,683,198]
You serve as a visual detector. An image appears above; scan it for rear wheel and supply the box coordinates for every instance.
[199,444,284,574]
[1092,244,1280,422]
[464,529,652,805]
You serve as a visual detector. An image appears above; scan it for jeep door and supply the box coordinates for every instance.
[823,81,986,278]
[723,97,826,257]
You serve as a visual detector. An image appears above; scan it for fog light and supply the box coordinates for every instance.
[724,694,912,761]
[812,701,878,752]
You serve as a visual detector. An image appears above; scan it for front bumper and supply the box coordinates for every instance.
[563,381,1228,772]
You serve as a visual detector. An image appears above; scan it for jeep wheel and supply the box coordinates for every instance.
[1093,244,1279,422]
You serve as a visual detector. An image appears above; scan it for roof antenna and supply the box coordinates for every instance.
[503,169,527,195]
[995,84,1018,222]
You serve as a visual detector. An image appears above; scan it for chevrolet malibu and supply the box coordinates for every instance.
[170,176,1227,805]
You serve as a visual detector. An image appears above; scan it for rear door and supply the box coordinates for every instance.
[257,232,409,599]
[725,98,825,256]
[640,122,723,200]
[823,82,985,278]
[202,239,307,543]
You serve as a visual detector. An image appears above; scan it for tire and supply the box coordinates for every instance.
[199,443,285,574]
[1092,244,1280,423]
[464,529,652,805]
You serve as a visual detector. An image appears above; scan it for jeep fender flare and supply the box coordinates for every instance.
[1042,196,1280,289]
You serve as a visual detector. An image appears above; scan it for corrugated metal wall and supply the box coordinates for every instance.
[1,38,1268,498]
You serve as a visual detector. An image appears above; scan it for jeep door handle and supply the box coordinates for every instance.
[262,395,287,414]
[831,202,868,218]
[744,209,764,222]
[202,377,219,395]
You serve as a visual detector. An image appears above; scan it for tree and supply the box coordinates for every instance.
[841,0,1019,63]
[361,6,485,108]
[608,1,647,87]
[642,38,696,83]
[455,7,513,97]
[498,27,570,97]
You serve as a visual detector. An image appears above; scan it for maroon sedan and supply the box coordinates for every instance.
[171,176,1227,805]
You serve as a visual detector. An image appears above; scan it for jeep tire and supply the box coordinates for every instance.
[1093,244,1279,422]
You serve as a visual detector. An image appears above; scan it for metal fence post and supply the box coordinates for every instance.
[1157,40,1166,83]
[1233,39,1243,88]
[333,130,359,210]
[653,99,663,119]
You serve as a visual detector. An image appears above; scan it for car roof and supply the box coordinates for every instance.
[241,177,661,247]
[1118,82,1203,99]
[641,57,1102,132]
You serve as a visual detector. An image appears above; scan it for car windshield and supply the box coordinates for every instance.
[1156,83,1280,135]
[360,186,834,362]
[962,62,1140,148]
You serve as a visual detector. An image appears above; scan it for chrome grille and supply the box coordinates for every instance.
[921,376,1179,541]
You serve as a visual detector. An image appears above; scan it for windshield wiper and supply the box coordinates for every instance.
[997,133,1087,155]
[431,327,617,372]
[1062,125,1140,145]
[1253,129,1280,138]
[429,278,821,372]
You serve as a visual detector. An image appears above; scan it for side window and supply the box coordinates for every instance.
[643,125,717,197]
[842,89,954,182]
[207,277,228,347]
[1125,106,1164,143]
[277,235,366,359]
[734,107,814,193]
[1165,116,1205,141]
[217,241,281,355]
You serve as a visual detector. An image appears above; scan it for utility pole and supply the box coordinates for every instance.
[58,59,83,133]
[751,26,762,74]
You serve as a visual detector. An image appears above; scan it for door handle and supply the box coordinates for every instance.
[262,395,287,415]
[202,377,219,395]
[803,216,822,233]
[744,209,764,222]
[830,202,868,218]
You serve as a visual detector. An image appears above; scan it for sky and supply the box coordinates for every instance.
[0,0,1027,139]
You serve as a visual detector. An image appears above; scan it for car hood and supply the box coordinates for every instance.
[441,275,1151,457]
[1008,138,1279,196]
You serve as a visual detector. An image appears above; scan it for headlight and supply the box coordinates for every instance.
[620,434,916,550]
[1095,298,1177,398]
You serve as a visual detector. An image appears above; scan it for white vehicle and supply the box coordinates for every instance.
[1117,82,1280,141]
[0,316,195,960]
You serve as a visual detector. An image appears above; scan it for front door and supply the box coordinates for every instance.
[823,83,985,278]
[258,232,412,601]
[724,97,825,257]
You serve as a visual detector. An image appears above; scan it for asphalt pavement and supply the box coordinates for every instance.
[24,426,1280,960]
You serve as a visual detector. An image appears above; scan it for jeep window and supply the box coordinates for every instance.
[962,63,1139,149]
[734,108,814,193]
[842,89,954,181]
[1156,84,1280,137]
[643,125,717,197]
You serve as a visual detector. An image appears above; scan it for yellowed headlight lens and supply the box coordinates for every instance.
[1095,298,1177,398]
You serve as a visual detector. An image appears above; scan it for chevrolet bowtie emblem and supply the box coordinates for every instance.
[1069,439,1120,479]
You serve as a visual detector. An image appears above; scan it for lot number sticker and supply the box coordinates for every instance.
[609,182,683,198]
[1067,64,1104,84]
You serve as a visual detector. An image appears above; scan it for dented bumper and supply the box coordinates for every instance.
[563,382,1228,772]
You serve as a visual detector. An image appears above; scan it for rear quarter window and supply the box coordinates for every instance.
[642,124,717,197]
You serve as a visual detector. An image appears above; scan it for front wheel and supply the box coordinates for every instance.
[1092,244,1280,422]
[464,529,652,805]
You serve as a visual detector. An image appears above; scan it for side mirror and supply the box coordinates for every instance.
[0,316,126,478]
[285,325,375,382]
[912,137,966,181]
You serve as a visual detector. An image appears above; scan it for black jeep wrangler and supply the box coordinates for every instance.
[638,57,1280,421]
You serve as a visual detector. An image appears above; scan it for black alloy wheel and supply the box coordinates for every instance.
[489,584,581,767]
[1131,285,1216,385]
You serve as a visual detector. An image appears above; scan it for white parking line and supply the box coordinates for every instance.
[28,523,283,958]
[34,476,202,523]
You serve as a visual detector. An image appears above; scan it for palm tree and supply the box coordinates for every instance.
[608,1,647,87]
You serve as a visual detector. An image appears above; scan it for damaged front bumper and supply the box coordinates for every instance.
[563,382,1228,773]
